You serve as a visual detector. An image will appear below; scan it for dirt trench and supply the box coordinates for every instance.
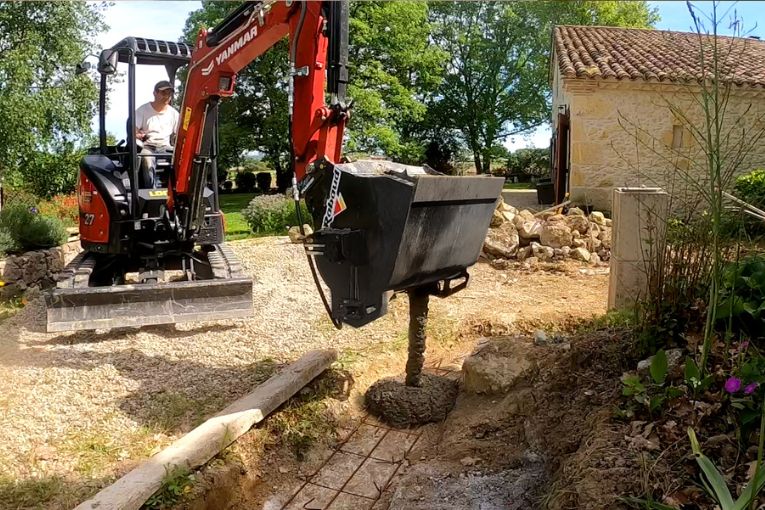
[167,262,615,510]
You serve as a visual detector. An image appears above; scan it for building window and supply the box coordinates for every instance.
[671,125,684,149]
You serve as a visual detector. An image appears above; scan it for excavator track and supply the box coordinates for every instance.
[44,244,253,333]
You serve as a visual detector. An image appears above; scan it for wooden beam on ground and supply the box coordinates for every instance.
[75,349,337,510]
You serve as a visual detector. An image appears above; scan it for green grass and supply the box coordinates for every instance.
[219,193,257,241]
[503,182,535,190]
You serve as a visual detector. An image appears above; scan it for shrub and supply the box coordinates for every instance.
[38,194,78,227]
[242,195,310,235]
[735,169,765,209]
[0,228,19,256]
[235,171,257,193]
[717,255,765,339]
[256,172,272,193]
[0,203,67,254]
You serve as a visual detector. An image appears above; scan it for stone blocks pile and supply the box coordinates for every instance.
[0,241,81,298]
[483,198,612,268]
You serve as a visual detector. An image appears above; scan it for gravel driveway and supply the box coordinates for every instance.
[0,237,608,509]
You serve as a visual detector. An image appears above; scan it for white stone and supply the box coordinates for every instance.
[517,220,543,240]
[540,222,573,248]
[571,247,591,262]
[532,243,554,262]
[483,223,520,259]
[567,207,586,217]
[463,340,535,394]
[589,211,607,226]
[566,215,590,235]
[502,211,516,224]
[287,224,313,243]
[515,246,533,261]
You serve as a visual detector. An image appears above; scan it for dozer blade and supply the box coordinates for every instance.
[45,278,253,332]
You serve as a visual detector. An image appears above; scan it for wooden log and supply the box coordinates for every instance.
[75,349,337,510]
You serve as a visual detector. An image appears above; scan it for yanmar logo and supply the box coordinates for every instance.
[215,26,258,66]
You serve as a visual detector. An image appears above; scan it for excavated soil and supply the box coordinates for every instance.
[364,374,459,428]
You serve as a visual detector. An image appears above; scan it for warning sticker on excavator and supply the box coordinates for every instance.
[183,107,192,130]
[149,190,168,197]
[332,194,347,218]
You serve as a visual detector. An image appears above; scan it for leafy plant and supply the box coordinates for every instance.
[683,356,713,394]
[144,465,194,509]
[0,202,67,253]
[38,193,78,227]
[242,195,310,235]
[621,350,684,418]
[688,427,765,510]
[717,256,765,339]
[734,169,765,210]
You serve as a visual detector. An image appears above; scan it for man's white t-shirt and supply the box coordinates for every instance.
[135,102,180,147]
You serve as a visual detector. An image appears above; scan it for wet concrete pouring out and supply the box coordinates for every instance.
[365,287,459,428]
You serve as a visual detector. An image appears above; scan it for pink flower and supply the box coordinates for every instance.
[745,382,759,395]
[741,340,750,351]
[725,377,742,394]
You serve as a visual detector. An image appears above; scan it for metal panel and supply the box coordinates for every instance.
[45,278,253,332]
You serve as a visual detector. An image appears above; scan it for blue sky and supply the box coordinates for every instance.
[94,1,765,150]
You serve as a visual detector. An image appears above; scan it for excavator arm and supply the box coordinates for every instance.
[170,0,348,237]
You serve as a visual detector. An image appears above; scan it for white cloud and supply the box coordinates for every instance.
[90,1,201,138]
[504,125,552,152]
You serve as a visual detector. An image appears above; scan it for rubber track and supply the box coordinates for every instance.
[52,243,244,287]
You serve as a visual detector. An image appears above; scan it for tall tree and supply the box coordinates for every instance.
[429,1,658,174]
[0,2,104,196]
[182,1,445,186]
[346,1,446,161]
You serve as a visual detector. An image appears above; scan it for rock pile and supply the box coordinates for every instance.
[483,198,612,268]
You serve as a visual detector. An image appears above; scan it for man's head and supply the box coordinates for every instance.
[153,80,174,106]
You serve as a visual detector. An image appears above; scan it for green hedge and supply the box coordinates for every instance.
[0,203,67,256]
[242,195,311,235]
[735,169,765,209]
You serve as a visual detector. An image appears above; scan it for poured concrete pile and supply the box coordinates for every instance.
[365,374,459,428]
[483,198,612,269]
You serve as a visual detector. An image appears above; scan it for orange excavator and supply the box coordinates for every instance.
[45,0,503,332]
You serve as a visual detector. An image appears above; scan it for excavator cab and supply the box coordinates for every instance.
[44,37,252,332]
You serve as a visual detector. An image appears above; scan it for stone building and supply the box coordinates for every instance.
[551,25,765,210]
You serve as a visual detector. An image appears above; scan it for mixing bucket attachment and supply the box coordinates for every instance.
[304,160,504,328]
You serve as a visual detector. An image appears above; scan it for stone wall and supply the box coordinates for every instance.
[554,71,765,210]
[0,242,81,297]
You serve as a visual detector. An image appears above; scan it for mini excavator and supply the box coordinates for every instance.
[45,0,503,333]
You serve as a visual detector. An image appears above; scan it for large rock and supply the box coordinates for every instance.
[502,211,516,224]
[516,246,533,261]
[463,338,536,394]
[483,223,520,259]
[490,209,505,227]
[567,207,586,217]
[287,224,313,243]
[571,247,591,262]
[599,227,612,250]
[517,220,543,240]
[565,215,590,235]
[531,243,554,262]
[540,222,573,249]
[513,209,535,228]
[589,211,607,226]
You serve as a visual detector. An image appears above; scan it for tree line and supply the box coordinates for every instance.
[0,1,657,197]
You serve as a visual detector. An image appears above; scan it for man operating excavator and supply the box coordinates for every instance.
[135,80,179,188]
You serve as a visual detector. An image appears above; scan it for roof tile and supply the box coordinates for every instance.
[554,25,765,87]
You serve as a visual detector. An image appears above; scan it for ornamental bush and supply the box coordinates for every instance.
[0,202,67,256]
[734,168,765,209]
[242,195,310,235]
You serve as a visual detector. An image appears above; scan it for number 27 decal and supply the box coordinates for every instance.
[83,213,95,226]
